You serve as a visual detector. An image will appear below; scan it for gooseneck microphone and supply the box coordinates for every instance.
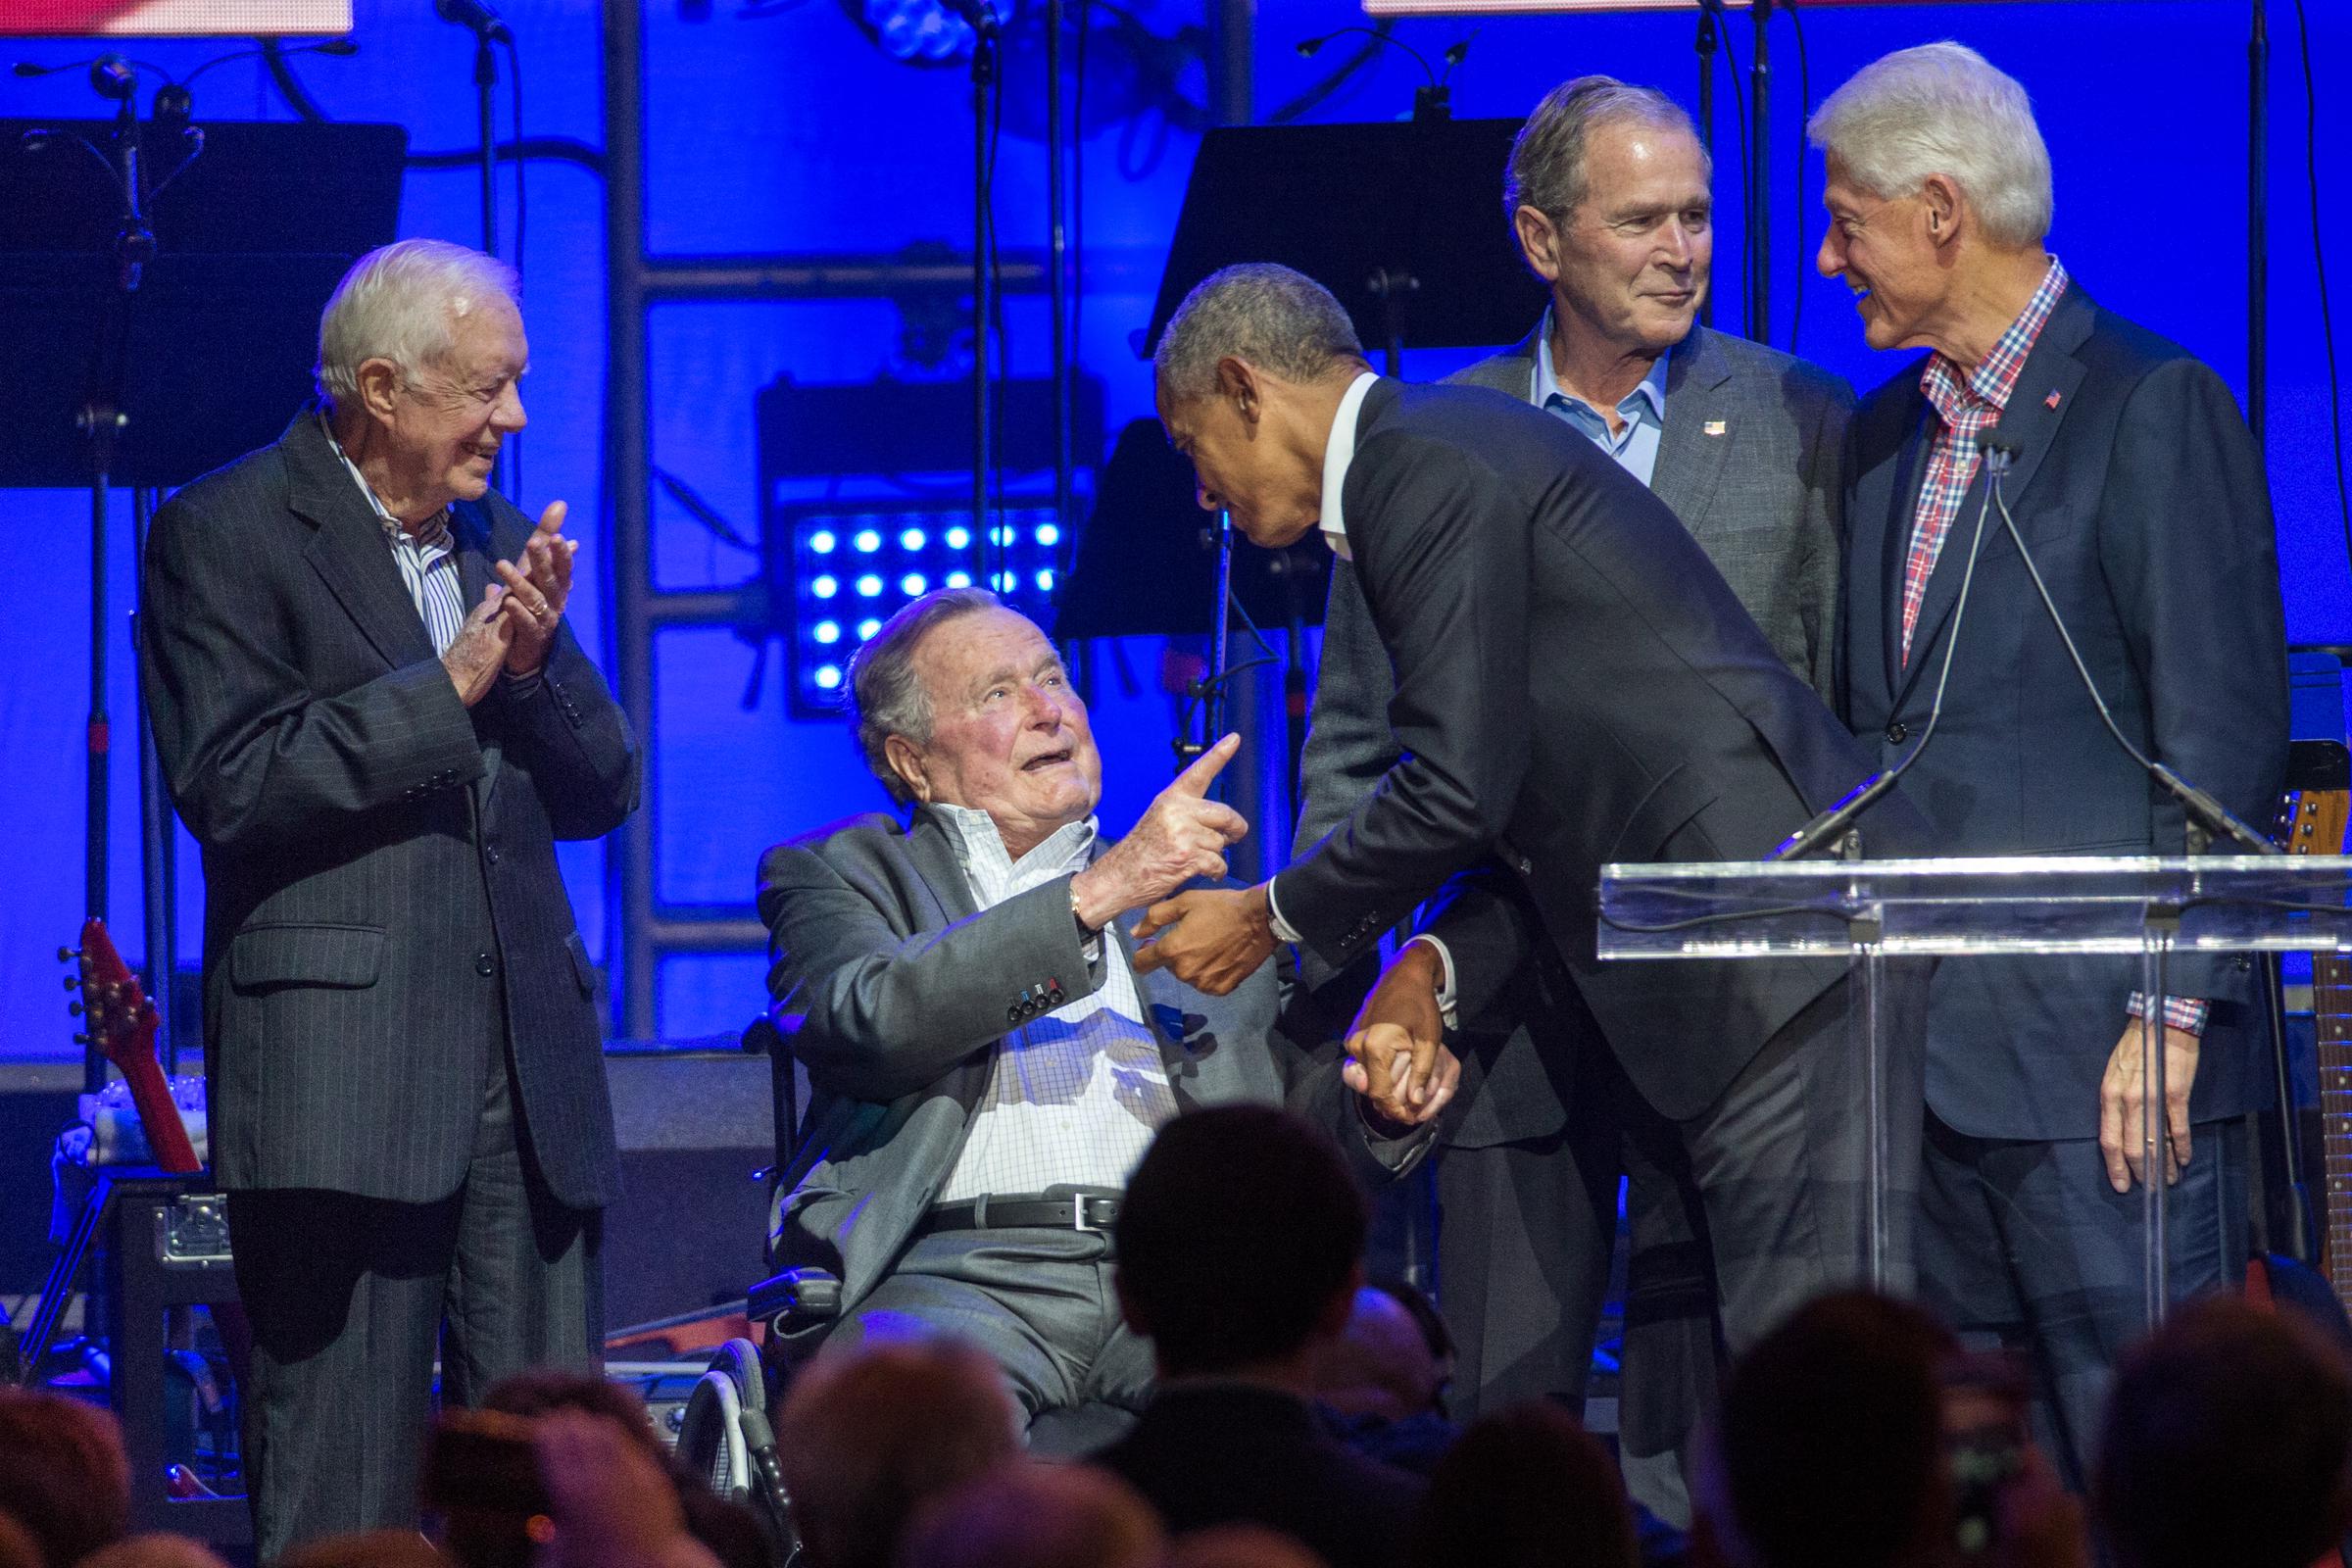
[1979,431,2278,856]
[434,0,512,42]
[1772,432,2010,859]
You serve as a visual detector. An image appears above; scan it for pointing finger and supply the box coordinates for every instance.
[1171,733,1241,799]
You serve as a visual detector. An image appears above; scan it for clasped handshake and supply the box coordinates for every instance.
[1077,733,1459,1133]
[443,500,580,707]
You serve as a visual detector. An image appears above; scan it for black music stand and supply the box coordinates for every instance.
[0,119,407,486]
[1120,118,1543,773]
[0,118,405,1088]
[1139,118,1545,372]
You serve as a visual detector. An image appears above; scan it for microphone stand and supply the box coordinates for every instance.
[968,6,1000,577]
[1773,457,2006,860]
[26,60,203,1089]
[1694,0,1721,328]
[472,32,507,494]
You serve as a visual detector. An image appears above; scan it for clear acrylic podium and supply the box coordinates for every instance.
[1596,854,2352,1325]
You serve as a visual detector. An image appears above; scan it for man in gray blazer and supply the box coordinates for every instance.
[758,589,1437,1453]
[140,240,637,1558]
[1293,77,1853,1502]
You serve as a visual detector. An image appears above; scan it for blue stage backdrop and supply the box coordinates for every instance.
[1,0,2345,1058]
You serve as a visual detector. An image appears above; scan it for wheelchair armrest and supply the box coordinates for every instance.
[748,1266,841,1335]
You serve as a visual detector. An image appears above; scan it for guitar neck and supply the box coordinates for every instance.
[114,1039,200,1176]
[2316,955,2352,1310]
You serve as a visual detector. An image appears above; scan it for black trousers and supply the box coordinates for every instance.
[1920,1110,2249,1491]
[227,1053,602,1563]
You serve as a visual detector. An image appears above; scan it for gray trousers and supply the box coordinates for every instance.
[227,1054,602,1564]
[1615,970,1927,1526]
[819,1222,1152,1456]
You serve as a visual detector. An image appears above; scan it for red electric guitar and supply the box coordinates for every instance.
[67,917,200,1175]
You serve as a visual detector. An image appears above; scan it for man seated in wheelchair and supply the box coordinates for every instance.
[754,589,1442,1452]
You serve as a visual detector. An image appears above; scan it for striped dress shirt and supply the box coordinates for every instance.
[931,803,1180,1201]
[320,416,466,656]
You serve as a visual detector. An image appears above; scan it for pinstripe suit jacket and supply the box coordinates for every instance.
[140,413,639,1209]
[1294,324,1852,1144]
[757,808,1428,1338]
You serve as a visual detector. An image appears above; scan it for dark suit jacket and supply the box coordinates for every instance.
[1842,286,2287,1141]
[140,413,638,1209]
[1090,1384,1423,1568]
[1296,324,1854,1147]
[757,808,1428,1336]
[1273,380,1926,1121]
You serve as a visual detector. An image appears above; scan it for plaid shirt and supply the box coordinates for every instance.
[1901,256,2070,663]
[1904,260,2205,1036]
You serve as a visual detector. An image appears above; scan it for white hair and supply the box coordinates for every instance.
[315,238,519,407]
[1806,42,2052,248]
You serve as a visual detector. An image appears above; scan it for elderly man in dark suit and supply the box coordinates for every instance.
[757,589,1436,1454]
[1138,264,1933,1396]
[139,238,637,1557]
[1295,78,1854,1484]
[1812,43,2286,1483]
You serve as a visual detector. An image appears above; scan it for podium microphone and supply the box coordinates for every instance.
[1772,427,2010,859]
[1981,431,2278,856]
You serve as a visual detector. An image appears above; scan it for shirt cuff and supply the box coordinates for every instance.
[1404,934,1458,1032]
[1265,877,1303,946]
[2126,992,2209,1036]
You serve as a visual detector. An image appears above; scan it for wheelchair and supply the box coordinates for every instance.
[670,1009,835,1566]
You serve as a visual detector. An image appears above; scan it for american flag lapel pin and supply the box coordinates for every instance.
[2044,389,2062,410]
[1704,418,1728,437]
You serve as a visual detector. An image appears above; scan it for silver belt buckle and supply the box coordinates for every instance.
[1071,1194,1100,1233]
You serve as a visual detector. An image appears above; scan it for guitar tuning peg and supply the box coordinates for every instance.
[68,1002,82,1016]
[64,974,81,991]
[57,946,77,963]
[72,1032,89,1046]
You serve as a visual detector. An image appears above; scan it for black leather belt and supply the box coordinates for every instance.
[916,1192,1120,1236]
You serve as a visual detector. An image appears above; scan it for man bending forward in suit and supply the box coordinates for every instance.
[140,239,638,1558]
[757,589,1437,1453]
[1294,78,1855,1502]
[1138,264,1934,1386]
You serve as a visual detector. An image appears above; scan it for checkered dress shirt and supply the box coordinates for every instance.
[1904,263,2204,1036]
[1901,256,2070,664]
[931,804,1180,1202]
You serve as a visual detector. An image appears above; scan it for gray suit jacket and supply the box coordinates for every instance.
[141,414,639,1209]
[757,808,1427,1337]
[1294,325,1854,1144]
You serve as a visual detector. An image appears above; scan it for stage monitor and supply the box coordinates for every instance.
[1,2,351,35]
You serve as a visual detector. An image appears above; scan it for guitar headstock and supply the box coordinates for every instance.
[2276,788,2351,860]
[60,917,158,1078]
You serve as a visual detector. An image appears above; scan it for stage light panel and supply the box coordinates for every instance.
[780,495,1083,717]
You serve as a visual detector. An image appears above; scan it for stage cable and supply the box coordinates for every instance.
[2293,0,2351,572]
[1071,0,1090,503]
[1714,16,1753,341]
[986,24,1008,583]
[503,32,524,501]
[1784,0,1810,354]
